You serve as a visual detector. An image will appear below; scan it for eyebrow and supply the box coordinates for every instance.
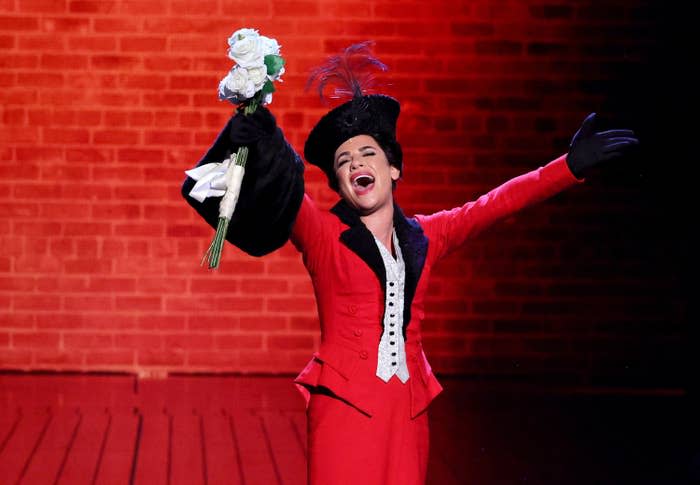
[335,146,377,162]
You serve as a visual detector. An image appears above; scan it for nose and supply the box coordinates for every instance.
[349,157,364,170]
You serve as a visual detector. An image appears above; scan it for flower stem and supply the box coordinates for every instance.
[202,145,249,270]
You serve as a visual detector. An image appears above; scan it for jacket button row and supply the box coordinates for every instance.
[359,350,368,359]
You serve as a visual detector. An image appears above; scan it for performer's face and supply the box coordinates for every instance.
[333,134,400,216]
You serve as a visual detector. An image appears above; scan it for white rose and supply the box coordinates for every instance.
[260,36,280,56]
[228,28,258,46]
[247,65,267,92]
[228,36,265,68]
[218,66,256,101]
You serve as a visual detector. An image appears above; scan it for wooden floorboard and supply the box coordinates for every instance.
[93,412,138,485]
[0,374,692,485]
[0,409,51,485]
[22,409,80,485]
[57,411,109,485]
[170,411,205,485]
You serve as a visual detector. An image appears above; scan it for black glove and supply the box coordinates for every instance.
[566,112,639,179]
[228,104,277,145]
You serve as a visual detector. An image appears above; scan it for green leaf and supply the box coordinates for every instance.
[264,55,285,76]
[261,80,275,95]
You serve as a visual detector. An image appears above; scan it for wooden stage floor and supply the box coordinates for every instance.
[0,374,694,485]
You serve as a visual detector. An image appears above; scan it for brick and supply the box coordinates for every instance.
[187,315,238,331]
[115,332,162,350]
[187,352,238,368]
[64,295,113,311]
[240,278,289,294]
[63,259,112,275]
[215,334,263,350]
[169,0,216,15]
[137,348,185,366]
[63,222,111,237]
[188,277,238,294]
[36,276,88,292]
[0,16,39,30]
[163,333,213,350]
[267,334,315,350]
[41,53,88,69]
[1,314,35,328]
[67,35,116,51]
[69,1,117,13]
[237,315,286,332]
[93,130,139,145]
[266,297,315,313]
[63,332,113,349]
[529,5,573,19]
[120,36,166,52]
[85,349,134,366]
[116,148,164,163]
[13,331,60,348]
[137,315,186,331]
[91,55,140,70]
[43,128,89,144]
[0,276,34,291]
[0,349,33,367]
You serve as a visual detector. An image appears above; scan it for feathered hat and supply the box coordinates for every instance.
[303,42,403,191]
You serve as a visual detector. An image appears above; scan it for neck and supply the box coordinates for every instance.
[360,201,395,251]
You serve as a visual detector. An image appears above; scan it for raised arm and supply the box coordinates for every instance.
[417,112,639,261]
[417,155,579,260]
[182,107,305,257]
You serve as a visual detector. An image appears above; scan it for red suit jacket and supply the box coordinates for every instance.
[291,155,581,418]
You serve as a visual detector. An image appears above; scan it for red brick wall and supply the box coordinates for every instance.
[1,0,689,387]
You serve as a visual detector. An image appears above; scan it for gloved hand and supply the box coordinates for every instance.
[566,113,639,179]
[228,104,277,145]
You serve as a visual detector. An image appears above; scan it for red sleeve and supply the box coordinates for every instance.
[416,155,582,262]
[291,194,335,274]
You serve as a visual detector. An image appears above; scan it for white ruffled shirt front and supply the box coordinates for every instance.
[373,229,410,384]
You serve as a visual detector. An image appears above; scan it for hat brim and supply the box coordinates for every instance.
[304,95,400,179]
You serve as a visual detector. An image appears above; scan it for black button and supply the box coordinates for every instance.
[390,323,395,327]
[391,352,396,356]
[392,362,397,366]
[389,331,394,335]
[389,282,394,286]
[390,293,395,297]
[390,314,395,318]
[390,341,395,345]
[389,302,394,306]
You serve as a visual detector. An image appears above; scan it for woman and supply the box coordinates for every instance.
[182,45,638,484]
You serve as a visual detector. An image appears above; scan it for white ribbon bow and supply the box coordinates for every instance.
[185,153,246,219]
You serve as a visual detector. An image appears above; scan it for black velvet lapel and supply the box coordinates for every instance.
[330,200,429,339]
[331,200,387,287]
[393,204,428,339]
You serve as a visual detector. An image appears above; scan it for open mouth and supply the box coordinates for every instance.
[352,174,375,188]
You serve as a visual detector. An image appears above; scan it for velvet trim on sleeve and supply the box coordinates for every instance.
[181,117,305,257]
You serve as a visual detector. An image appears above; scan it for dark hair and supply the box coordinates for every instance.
[327,134,403,192]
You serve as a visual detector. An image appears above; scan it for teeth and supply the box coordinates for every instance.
[353,175,374,187]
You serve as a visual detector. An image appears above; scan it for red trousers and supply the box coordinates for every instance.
[306,376,430,485]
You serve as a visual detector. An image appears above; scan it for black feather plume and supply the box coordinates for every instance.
[306,41,388,103]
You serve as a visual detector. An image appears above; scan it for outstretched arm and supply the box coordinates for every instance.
[418,113,639,261]
[181,107,305,257]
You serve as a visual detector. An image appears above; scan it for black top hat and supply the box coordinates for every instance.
[304,94,402,190]
[302,42,403,191]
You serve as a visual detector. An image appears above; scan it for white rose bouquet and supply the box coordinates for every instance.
[186,28,285,269]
